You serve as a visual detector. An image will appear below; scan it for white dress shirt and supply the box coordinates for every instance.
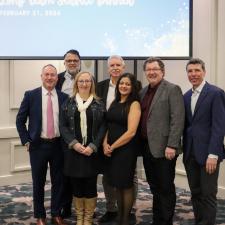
[41,86,60,138]
[106,79,116,110]
[61,71,74,97]
[191,80,206,115]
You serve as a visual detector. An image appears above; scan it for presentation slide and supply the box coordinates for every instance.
[0,0,191,58]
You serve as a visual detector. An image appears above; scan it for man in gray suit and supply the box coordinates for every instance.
[140,57,185,225]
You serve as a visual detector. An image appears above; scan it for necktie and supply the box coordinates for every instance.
[47,92,55,138]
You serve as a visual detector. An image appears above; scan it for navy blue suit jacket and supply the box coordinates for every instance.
[183,82,225,165]
[16,87,68,146]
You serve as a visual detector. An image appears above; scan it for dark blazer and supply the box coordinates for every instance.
[56,71,66,90]
[140,79,185,158]
[183,82,225,165]
[96,78,142,104]
[16,87,68,146]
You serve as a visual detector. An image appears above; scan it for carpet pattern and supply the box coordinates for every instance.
[0,179,225,224]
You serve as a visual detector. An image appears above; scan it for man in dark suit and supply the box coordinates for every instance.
[183,58,225,225]
[16,64,68,225]
[56,49,81,96]
[97,55,142,223]
[140,57,185,225]
[56,49,81,218]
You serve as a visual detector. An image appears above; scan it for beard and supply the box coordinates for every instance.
[68,67,80,78]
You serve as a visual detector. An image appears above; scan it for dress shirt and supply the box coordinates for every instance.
[106,79,116,110]
[61,71,74,96]
[41,86,60,138]
[140,83,159,139]
[191,80,218,160]
[191,80,206,115]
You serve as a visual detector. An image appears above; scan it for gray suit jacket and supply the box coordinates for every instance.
[140,79,185,158]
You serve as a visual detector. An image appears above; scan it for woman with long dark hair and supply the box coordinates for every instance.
[103,73,141,225]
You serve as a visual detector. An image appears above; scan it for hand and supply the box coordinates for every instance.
[73,143,85,154]
[165,147,176,160]
[103,143,112,157]
[25,142,30,152]
[82,146,93,156]
[206,157,218,174]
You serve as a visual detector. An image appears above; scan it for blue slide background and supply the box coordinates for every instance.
[0,0,190,58]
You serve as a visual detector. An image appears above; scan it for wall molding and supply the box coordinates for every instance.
[10,141,30,172]
[0,127,19,139]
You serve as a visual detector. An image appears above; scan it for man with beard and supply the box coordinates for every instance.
[56,49,81,96]
[56,49,81,218]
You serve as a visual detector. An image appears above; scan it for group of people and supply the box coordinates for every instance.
[16,49,225,225]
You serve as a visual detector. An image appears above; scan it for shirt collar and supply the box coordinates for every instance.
[64,71,73,80]
[109,79,116,87]
[42,86,57,96]
[192,80,206,93]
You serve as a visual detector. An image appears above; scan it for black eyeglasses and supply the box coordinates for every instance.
[65,59,80,64]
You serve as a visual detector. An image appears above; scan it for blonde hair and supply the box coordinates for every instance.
[72,71,99,99]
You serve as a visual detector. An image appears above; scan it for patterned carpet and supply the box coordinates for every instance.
[0,179,225,225]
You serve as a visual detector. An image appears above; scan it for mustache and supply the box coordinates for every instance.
[111,69,120,72]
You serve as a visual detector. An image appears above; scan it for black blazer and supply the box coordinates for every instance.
[56,71,66,90]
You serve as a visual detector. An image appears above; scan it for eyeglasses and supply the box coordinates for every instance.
[77,80,92,84]
[65,59,80,64]
[144,68,161,72]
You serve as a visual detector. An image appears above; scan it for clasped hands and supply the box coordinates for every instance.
[103,143,114,157]
[73,143,93,156]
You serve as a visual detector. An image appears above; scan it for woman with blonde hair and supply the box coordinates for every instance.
[60,71,106,225]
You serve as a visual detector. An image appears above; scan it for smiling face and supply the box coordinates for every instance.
[108,57,125,81]
[118,77,132,98]
[41,65,58,91]
[187,63,205,89]
[76,72,92,95]
[64,53,81,77]
[144,61,164,87]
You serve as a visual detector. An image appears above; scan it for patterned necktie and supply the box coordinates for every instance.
[47,92,55,138]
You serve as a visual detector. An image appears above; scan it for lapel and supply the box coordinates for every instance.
[148,80,165,116]
[185,90,192,121]
[56,89,61,105]
[36,87,42,123]
[103,80,110,104]
[193,82,209,118]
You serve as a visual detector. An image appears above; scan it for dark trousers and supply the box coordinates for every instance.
[142,142,177,225]
[29,138,64,218]
[70,176,98,198]
[184,156,219,225]
[61,175,73,210]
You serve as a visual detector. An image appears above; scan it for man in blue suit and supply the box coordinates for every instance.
[183,58,225,225]
[16,64,68,225]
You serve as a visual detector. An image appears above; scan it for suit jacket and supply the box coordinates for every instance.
[56,71,66,90]
[183,82,225,165]
[16,87,68,146]
[96,78,142,104]
[140,79,185,158]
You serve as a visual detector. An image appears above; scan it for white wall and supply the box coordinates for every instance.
[0,0,225,196]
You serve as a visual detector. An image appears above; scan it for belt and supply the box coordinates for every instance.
[40,137,60,143]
